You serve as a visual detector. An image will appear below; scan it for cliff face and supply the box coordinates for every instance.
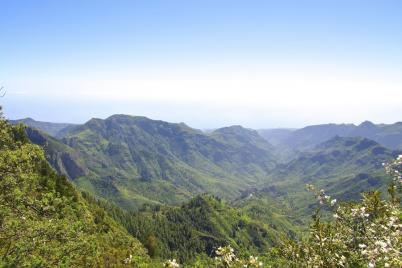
[25,127,88,180]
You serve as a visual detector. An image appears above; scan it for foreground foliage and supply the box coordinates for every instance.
[0,114,149,267]
[280,157,402,267]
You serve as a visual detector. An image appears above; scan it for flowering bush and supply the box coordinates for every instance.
[281,156,402,267]
[164,245,264,267]
[213,246,263,267]
[215,246,238,267]
[163,258,180,268]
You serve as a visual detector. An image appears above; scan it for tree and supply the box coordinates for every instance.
[145,234,158,257]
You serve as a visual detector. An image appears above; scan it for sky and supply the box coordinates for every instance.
[1,0,402,128]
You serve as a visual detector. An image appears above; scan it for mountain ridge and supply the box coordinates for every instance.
[21,114,277,210]
[12,116,402,151]
[251,135,399,220]
[259,121,402,150]
[10,118,77,137]
[14,115,402,216]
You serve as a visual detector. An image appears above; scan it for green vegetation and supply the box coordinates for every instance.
[25,114,277,210]
[20,115,400,218]
[280,169,401,267]
[232,192,301,238]
[161,157,402,267]
[0,114,149,267]
[4,112,402,267]
[97,194,294,264]
[258,136,398,222]
[24,127,88,180]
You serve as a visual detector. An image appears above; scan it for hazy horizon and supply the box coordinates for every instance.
[2,0,402,128]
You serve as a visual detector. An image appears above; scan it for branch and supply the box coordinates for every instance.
[0,86,5,97]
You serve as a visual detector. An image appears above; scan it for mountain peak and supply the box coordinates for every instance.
[213,125,257,135]
[358,120,376,127]
[106,114,149,121]
[21,117,36,122]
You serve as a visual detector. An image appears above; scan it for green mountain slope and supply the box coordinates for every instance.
[257,136,399,220]
[24,127,88,180]
[100,194,290,264]
[19,115,400,220]
[232,192,301,237]
[51,114,276,209]
[210,125,276,172]
[0,119,150,267]
[258,121,402,151]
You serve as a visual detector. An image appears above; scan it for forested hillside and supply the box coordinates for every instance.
[0,114,150,267]
[15,115,400,220]
[13,115,398,224]
[250,136,399,220]
[0,114,299,267]
[24,127,88,180]
[94,194,299,264]
[3,112,401,267]
[21,115,277,209]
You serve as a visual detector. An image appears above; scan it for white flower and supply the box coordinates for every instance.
[341,256,346,261]
[374,241,387,248]
[123,254,133,264]
[351,208,358,214]
[331,199,337,206]
[164,259,180,268]
[358,244,367,248]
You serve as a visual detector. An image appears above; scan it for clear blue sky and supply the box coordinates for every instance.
[1,0,402,128]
